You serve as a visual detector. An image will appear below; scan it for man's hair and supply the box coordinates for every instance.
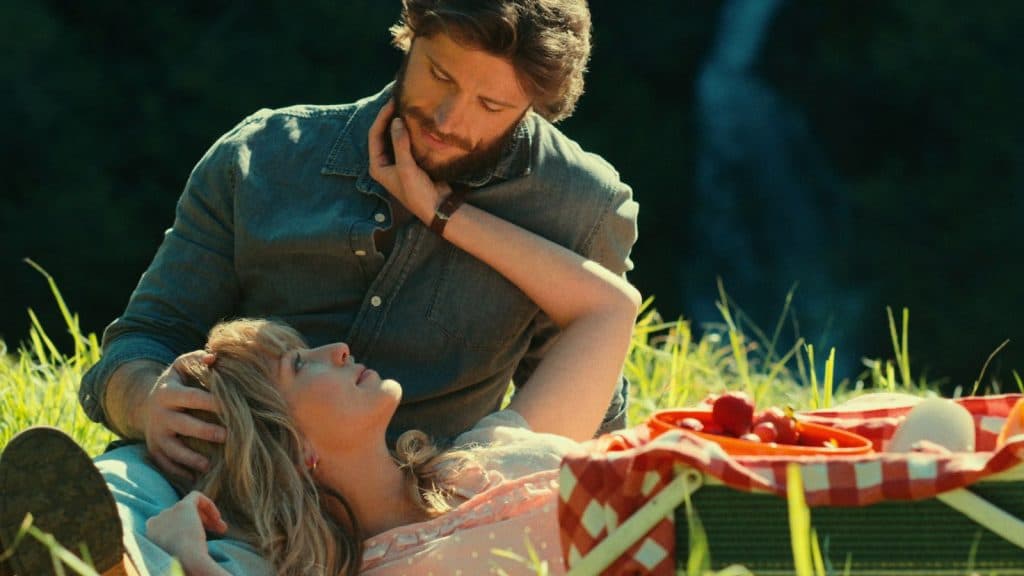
[390,0,592,123]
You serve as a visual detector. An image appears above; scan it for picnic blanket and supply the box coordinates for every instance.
[558,394,1024,574]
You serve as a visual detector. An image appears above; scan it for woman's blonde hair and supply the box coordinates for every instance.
[179,318,473,576]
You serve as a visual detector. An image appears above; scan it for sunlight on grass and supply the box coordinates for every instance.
[0,261,113,455]
[682,471,711,576]
[0,266,985,575]
[490,537,551,576]
[0,513,111,576]
[624,290,935,426]
[786,463,816,576]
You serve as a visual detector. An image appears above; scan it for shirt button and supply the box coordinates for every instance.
[354,249,366,256]
[370,296,382,307]
[374,213,386,223]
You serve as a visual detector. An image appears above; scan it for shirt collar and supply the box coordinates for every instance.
[321,82,533,188]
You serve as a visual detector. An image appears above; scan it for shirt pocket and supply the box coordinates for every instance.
[426,244,537,351]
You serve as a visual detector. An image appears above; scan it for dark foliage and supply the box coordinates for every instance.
[2,1,1021,391]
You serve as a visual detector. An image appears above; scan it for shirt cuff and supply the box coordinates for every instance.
[79,336,178,428]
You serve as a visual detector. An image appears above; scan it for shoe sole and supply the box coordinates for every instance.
[0,427,123,575]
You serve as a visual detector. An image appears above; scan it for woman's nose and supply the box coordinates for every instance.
[314,342,350,365]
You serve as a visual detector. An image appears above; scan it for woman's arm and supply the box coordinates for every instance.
[370,101,641,441]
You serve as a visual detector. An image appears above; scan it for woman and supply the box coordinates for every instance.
[143,101,642,575]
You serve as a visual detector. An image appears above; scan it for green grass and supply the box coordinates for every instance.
[0,261,113,455]
[2,269,1006,575]
[624,295,933,428]
[2,276,935,456]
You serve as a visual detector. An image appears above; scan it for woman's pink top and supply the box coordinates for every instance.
[360,411,577,575]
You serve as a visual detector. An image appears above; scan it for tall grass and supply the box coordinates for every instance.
[0,267,983,576]
[3,266,942,453]
[0,261,112,455]
[624,294,931,426]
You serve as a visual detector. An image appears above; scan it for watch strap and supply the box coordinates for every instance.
[429,184,470,236]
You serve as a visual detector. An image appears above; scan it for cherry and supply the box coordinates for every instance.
[753,407,799,444]
[752,421,778,443]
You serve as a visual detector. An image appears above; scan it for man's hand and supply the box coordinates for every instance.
[147,491,230,576]
[367,98,449,224]
[144,351,225,481]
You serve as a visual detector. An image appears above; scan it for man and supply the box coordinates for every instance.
[82,0,636,484]
[29,1,641,572]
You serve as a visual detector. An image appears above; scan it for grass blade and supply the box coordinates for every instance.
[27,308,61,365]
[786,463,813,576]
[683,477,711,576]
[805,344,819,410]
[900,308,911,387]
[970,339,1011,396]
[823,348,835,409]
[24,258,85,360]
[766,283,799,365]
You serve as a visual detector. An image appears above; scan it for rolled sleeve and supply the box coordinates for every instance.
[514,175,639,432]
[585,178,638,432]
[581,178,639,277]
[79,335,178,425]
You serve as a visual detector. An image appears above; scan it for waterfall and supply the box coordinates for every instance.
[688,0,867,379]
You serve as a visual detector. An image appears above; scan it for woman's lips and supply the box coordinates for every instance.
[356,367,376,386]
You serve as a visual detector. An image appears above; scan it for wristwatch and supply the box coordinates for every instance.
[429,184,470,236]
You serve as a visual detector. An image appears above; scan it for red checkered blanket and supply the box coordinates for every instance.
[558,394,1024,574]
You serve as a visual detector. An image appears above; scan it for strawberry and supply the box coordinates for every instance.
[711,391,755,436]
[702,423,725,436]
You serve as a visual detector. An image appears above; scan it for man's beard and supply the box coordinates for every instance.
[392,57,518,183]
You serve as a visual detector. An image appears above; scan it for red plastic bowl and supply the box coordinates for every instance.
[649,409,873,456]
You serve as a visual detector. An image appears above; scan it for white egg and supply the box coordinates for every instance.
[886,397,976,453]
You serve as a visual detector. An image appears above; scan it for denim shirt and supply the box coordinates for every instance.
[80,84,639,442]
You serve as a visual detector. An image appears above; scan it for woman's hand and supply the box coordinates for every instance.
[367,98,449,224]
[147,491,231,576]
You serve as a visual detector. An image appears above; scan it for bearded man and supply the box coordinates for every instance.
[81,0,636,516]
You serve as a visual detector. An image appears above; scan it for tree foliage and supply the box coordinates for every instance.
[2,0,1021,390]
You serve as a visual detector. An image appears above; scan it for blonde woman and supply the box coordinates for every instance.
[1,78,637,576]
[137,102,641,574]
[0,88,634,569]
